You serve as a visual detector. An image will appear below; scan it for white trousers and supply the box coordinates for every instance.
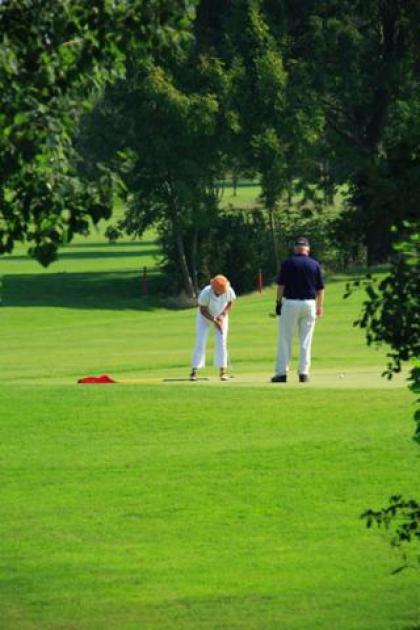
[275,299,316,376]
[192,313,229,369]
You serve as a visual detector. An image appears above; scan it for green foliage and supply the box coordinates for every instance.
[0,1,116,263]
[160,207,275,294]
[79,26,231,296]
[78,0,420,292]
[348,224,420,560]
[288,0,420,263]
[345,224,419,443]
[349,227,420,380]
[221,1,312,230]
[0,0,193,265]
[362,496,420,574]
[274,201,346,271]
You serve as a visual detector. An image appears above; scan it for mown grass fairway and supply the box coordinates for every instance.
[1,196,418,629]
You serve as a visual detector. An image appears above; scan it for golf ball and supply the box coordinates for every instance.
[339,373,345,379]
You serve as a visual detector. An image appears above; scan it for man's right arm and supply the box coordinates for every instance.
[199,305,215,323]
[275,260,287,315]
[276,285,285,315]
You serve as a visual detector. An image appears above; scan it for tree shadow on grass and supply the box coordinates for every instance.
[323,266,389,285]
[2,271,166,310]
[68,240,157,248]
[4,247,159,263]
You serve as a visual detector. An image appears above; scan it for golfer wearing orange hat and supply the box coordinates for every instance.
[190,275,236,381]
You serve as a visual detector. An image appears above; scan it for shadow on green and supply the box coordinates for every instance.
[3,271,165,310]
[68,241,157,248]
[5,248,158,262]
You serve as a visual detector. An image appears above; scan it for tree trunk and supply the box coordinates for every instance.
[365,214,393,266]
[166,179,196,299]
[232,170,238,196]
[191,226,199,295]
[268,207,280,271]
[174,226,196,298]
[353,166,394,266]
[320,159,334,206]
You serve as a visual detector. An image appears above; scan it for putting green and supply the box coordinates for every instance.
[17,365,408,388]
[116,367,407,388]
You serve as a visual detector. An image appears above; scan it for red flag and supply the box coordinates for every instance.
[78,375,116,384]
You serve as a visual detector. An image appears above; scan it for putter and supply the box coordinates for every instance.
[163,377,210,382]
[227,356,235,378]
[215,320,235,379]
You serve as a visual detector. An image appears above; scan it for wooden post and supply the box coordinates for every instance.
[257,269,263,294]
[142,266,148,295]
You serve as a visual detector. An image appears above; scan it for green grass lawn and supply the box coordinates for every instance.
[219,181,262,209]
[0,207,419,629]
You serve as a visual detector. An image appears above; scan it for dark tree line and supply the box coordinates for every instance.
[1,0,419,289]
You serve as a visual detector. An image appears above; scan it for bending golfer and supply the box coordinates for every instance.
[190,275,236,381]
[271,237,325,383]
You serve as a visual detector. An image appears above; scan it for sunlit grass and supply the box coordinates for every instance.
[0,194,418,629]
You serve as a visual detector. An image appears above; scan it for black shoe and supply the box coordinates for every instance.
[271,374,287,383]
[190,369,198,382]
[220,368,229,381]
[299,374,309,383]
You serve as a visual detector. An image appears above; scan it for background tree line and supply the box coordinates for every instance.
[1,0,419,296]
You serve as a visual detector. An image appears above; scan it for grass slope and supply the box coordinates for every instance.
[0,195,418,628]
[1,386,418,629]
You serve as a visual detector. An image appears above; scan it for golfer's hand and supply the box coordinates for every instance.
[316,306,323,318]
[214,316,223,331]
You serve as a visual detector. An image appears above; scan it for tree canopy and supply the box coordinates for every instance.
[1,0,419,278]
[0,0,194,265]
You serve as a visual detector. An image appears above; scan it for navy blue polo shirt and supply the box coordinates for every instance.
[277,254,324,299]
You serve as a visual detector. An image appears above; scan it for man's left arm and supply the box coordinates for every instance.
[224,301,233,315]
[316,288,325,318]
[315,263,325,318]
[217,300,232,317]
[215,300,233,327]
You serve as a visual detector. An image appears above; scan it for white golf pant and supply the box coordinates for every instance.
[275,299,316,376]
[192,313,229,369]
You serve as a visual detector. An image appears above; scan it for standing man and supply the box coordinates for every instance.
[190,274,236,382]
[271,237,325,383]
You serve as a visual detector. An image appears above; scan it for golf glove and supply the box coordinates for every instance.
[275,300,282,316]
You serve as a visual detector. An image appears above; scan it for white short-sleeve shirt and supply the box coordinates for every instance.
[197,285,236,318]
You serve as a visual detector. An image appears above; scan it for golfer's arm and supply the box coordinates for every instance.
[221,301,233,317]
[199,305,216,322]
[277,285,285,302]
[316,289,325,312]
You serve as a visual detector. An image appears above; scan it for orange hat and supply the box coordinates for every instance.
[211,274,230,294]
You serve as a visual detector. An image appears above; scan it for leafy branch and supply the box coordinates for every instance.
[361,496,420,574]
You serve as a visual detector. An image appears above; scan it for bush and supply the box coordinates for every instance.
[159,208,276,295]
[159,200,354,297]
[274,203,361,271]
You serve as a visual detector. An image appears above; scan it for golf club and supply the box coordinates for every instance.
[227,351,235,378]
